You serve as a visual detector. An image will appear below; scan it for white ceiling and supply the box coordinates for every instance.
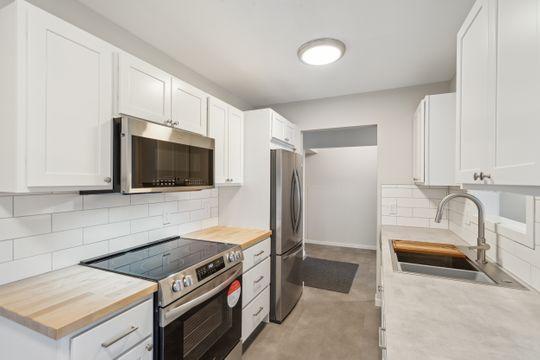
[78,0,474,107]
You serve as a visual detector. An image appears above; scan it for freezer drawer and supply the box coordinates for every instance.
[270,243,303,323]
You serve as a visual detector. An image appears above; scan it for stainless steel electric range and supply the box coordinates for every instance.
[81,236,244,360]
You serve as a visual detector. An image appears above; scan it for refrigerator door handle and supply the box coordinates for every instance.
[290,170,298,231]
[293,169,302,233]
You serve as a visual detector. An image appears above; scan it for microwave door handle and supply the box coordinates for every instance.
[163,267,241,323]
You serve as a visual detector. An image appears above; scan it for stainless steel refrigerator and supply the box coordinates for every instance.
[270,149,304,323]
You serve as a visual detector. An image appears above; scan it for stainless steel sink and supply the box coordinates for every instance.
[390,240,528,290]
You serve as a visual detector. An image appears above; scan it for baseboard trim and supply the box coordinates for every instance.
[305,239,377,251]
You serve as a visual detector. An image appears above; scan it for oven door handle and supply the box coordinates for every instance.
[163,268,241,323]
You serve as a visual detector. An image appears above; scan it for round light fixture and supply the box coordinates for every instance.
[297,38,346,66]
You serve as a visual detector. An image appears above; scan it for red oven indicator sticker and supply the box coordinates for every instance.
[227,280,241,308]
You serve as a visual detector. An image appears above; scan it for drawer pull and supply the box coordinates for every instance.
[254,275,264,284]
[253,306,264,317]
[101,326,139,348]
[378,327,386,349]
[254,250,265,257]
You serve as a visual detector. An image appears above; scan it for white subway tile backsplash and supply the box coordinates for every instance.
[0,215,51,241]
[381,198,397,207]
[0,196,13,218]
[0,241,13,263]
[53,209,108,231]
[396,217,430,228]
[0,254,51,285]
[131,216,163,233]
[53,241,109,270]
[83,194,130,209]
[14,194,82,216]
[381,216,397,225]
[83,222,131,244]
[397,198,430,208]
[131,193,165,205]
[109,204,148,222]
[412,208,438,219]
[14,229,82,259]
[0,189,218,285]
[410,188,447,199]
[178,200,203,212]
[396,207,413,217]
[109,232,149,253]
[202,217,219,228]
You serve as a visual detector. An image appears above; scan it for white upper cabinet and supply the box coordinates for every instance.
[0,1,114,192]
[457,0,540,187]
[117,52,172,125]
[413,94,456,186]
[26,5,114,188]
[208,97,244,186]
[270,111,297,149]
[228,107,244,184]
[456,0,495,184]
[171,77,208,135]
[412,99,426,184]
[491,0,540,185]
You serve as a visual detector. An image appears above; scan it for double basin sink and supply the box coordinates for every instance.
[390,240,527,290]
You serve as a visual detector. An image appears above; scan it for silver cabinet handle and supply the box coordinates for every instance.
[104,177,112,183]
[253,306,264,317]
[173,121,179,126]
[378,327,386,349]
[101,326,138,348]
[145,343,153,352]
[254,250,265,257]
[473,172,480,181]
[254,275,264,284]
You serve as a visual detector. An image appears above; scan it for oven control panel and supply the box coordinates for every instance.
[196,257,225,281]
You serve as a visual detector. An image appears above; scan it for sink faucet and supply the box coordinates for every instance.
[434,193,490,264]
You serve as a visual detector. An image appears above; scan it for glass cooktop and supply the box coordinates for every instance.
[81,236,235,281]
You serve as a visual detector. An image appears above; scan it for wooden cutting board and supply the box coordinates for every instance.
[392,240,466,258]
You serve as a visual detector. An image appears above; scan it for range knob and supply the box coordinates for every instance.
[172,279,182,292]
[228,252,236,262]
[183,275,193,288]
[234,251,242,261]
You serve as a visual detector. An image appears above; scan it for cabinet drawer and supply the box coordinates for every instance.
[71,299,153,360]
[242,238,270,272]
[242,257,270,307]
[241,286,269,342]
[116,337,153,360]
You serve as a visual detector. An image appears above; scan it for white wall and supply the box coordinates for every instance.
[271,81,451,185]
[305,147,377,249]
[0,0,251,110]
[0,190,218,285]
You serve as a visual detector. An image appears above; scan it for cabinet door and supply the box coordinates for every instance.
[26,5,113,188]
[117,53,171,124]
[285,124,295,145]
[208,97,229,184]
[412,99,426,184]
[228,106,244,184]
[116,338,153,360]
[271,113,285,141]
[171,77,208,135]
[492,0,540,185]
[456,0,496,184]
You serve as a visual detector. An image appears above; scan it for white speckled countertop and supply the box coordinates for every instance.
[381,225,540,360]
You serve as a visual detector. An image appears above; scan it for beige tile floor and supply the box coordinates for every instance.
[243,244,380,360]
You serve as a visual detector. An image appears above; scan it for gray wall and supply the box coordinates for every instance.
[303,125,377,149]
[271,81,452,184]
[5,0,252,110]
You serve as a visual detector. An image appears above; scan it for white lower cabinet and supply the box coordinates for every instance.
[241,239,271,342]
[116,337,153,360]
[70,299,153,360]
[242,257,270,306]
[241,286,270,342]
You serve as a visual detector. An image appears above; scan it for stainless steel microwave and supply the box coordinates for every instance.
[114,116,214,194]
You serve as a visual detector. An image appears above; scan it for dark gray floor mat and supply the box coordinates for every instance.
[302,256,359,293]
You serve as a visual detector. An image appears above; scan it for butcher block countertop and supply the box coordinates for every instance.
[0,265,157,340]
[184,226,272,249]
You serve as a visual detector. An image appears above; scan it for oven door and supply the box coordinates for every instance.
[159,265,242,360]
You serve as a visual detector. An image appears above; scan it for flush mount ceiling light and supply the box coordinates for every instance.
[297,38,346,66]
